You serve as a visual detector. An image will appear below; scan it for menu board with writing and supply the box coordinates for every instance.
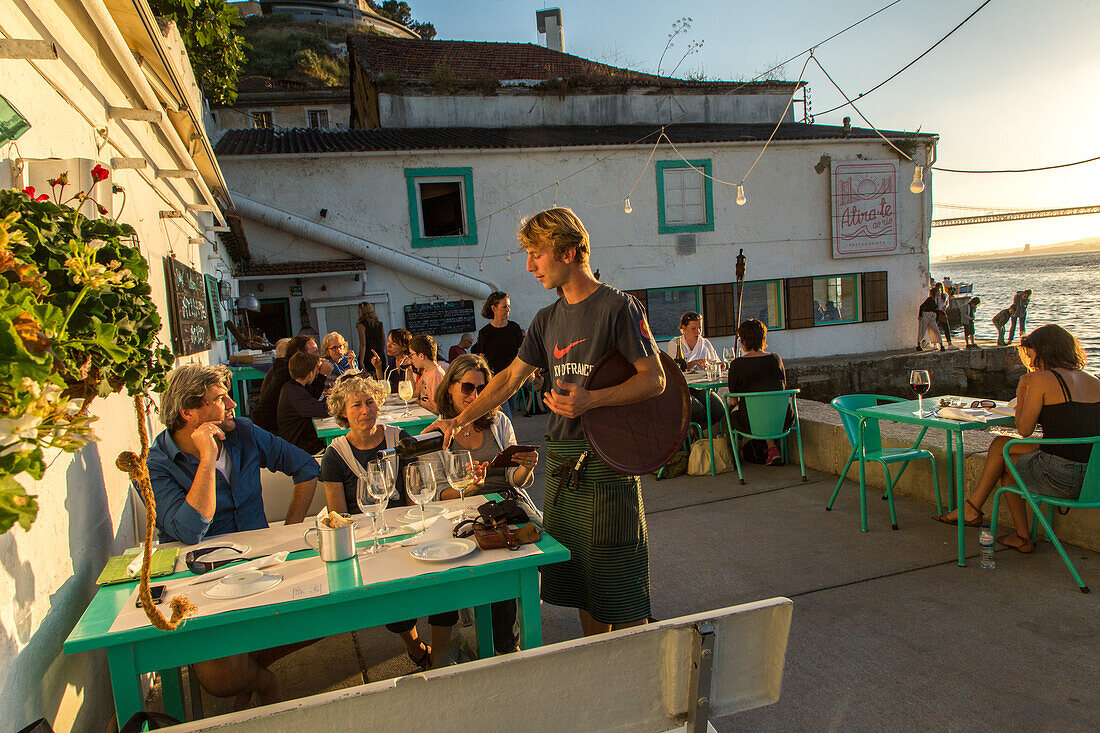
[403,300,476,335]
[204,273,227,340]
[164,257,212,356]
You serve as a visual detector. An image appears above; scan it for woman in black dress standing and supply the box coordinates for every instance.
[727,318,793,466]
[472,291,524,418]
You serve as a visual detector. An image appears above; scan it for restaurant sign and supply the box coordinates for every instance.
[831,160,899,259]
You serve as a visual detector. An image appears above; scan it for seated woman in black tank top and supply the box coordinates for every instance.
[933,324,1100,553]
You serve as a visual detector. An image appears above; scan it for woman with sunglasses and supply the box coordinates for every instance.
[320,374,457,669]
[933,324,1100,552]
[432,354,538,496]
[431,354,537,655]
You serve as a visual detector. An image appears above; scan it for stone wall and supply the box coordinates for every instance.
[785,345,1026,403]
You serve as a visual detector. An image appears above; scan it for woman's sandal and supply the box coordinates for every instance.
[407,643,431,670]
[933,499,984,528]
[997,533,1035,554]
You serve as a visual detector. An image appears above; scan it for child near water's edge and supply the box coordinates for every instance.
[964,297,981,348]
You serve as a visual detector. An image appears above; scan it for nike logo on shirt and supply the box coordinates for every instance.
[554,338,588,359]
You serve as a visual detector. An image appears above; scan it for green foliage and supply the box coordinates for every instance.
[149,0,248,105]
[242,22,348,86]
[0,173,173,534]
[427,64,455,93]
[374,1,436,39]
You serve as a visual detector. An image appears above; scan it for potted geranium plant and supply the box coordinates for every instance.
[0,167,173,534]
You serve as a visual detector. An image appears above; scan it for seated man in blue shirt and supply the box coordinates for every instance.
[146,363,320,708]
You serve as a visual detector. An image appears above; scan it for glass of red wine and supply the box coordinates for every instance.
[910,370,931,416]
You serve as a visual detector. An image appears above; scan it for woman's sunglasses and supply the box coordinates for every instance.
[184,546,254,574]
[969,399,996,409]
[458,381,487,396]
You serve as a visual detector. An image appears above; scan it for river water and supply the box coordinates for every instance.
[932,250,1100,367]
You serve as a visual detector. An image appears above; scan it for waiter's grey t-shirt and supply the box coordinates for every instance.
[518,283,659,441]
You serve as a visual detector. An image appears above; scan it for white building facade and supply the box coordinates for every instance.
[0,1,233,729]
[216,125,935,360]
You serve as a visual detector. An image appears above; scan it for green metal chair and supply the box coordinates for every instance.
[826,394,941,531]
[727,389,806,485]
[991,436,1100,593]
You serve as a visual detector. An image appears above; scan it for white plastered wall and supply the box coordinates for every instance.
[0,1,232,729]
[220,137,931,361]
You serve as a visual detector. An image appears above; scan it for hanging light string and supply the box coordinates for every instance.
[554,135,664,210]
[809,55,915,162]
[468,0,910,229]
[814,0,994,117]
[933,154,1100,174]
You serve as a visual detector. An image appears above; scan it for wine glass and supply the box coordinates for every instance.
[366,463,391,548]
[405,461,437,535]
[444,449,478,520]
[356,476,383,554]
[910,370,931,416]
[378,378,391,402]
[397,379,415,416]
[368,457,396,534]
[722,346,735,367]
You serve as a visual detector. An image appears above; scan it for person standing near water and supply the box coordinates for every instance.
[1008,289,1032,342]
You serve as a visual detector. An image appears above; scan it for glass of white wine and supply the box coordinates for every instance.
[397,379,414,416]
[368,457,395,534]
[357,475,383,553]
[405,462,436,535]
[445,449,478,520]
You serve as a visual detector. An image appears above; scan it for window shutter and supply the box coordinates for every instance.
[624,289,648,316]
[785,277,815,329]
[861,271,889,322]
[702,282,736,337]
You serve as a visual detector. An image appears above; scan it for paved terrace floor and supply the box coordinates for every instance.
[154,411,1099,730]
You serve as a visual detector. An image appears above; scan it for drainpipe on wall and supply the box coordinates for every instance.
[230,193,496,300]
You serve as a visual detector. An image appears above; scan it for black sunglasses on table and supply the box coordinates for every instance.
[184,546,254,574]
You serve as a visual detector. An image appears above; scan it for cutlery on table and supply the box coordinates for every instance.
[186,551,290,585]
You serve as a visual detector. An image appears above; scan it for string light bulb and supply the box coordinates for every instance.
[624,198,632,214]
[736,185,747,206]
[909,165,925,194]
[506,252,511,261]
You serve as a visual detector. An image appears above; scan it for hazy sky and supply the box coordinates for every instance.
[404,0,1100,256]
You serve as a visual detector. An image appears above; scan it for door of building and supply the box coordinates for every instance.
[254,298,292,343]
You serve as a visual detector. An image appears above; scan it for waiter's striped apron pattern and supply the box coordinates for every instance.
[540,439,651,624]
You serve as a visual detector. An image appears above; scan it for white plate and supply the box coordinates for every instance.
[202,569,282,599]
[398,505,447,524]
[410,538,477,562]
[192,542,250,561]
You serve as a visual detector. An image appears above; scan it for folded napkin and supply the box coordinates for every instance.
[937,407,998,423]
[402,511,463,536]
[187,552,288,585]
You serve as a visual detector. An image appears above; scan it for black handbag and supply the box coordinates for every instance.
[477,496,529,525]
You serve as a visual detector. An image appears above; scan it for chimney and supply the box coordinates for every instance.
[536,8,564,52]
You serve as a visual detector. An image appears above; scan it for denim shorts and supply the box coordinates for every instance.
[1014,449,1087,500]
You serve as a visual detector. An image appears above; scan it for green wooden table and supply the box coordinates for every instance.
[64,520,568,723]
[314,397,437,446]
[856,396,1014,567]
[229,365,267,417]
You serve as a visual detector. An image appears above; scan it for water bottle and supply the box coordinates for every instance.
[979,525,995,569]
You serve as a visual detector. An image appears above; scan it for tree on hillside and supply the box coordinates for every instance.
[371,1,437,39]
[149,0,248,105]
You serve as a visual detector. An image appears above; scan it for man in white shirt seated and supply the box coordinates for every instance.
[664,311,724,429]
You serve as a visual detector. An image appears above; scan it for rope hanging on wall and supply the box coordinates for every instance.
[115,395,196,630]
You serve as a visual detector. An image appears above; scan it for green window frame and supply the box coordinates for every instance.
[404,167,478,248]
[812,274,861,325]
[655,159,714,234]
[740,279,785,331]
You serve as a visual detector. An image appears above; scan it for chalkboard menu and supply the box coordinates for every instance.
[204,273,227,341]
[404,300,476,336]
[164,256,212,356]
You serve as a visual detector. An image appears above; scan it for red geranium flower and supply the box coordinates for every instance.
[21,186,48,202]
[90,164,110,183]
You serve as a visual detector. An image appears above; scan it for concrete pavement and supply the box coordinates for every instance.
[163,411,1099,730]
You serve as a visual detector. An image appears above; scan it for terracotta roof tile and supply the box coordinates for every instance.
[239,258,367,276]
[347,34,789,91]
[214,123,936,156]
